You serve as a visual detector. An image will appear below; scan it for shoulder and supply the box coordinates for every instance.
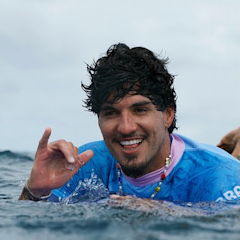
[174,133,239,175]
[172,134,240,201]
[174,133,238,162]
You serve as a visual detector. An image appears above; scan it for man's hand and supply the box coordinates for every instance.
[19,127,94,200]
[217,127,240,160]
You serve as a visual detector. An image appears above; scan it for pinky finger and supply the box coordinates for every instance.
[77,150,94,167]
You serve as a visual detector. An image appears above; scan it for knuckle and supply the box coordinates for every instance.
[58,139,67,145]
[74,146,79,153]
[66,141,74,147]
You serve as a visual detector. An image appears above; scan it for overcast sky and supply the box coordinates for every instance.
[0,0,239,152]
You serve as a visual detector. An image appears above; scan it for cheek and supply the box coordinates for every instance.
[150,117,165,140]
[99,121,114,138]
[152,127,160,141]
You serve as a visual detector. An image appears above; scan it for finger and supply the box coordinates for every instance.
[77,150,94,166]
[37,127,52,151]
[110,194,133,200]
[49,139,77,164]
[232,140,240,159]
[50,141,93,170]
[232,128,240,144]
[64,143,79,163]
[65,150,94,172]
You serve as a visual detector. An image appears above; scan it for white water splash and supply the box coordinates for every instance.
[61,169,110,204]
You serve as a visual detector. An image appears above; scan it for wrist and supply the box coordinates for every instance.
[24,179,52,201]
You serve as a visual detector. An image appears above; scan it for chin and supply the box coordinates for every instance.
[121,162,148,178]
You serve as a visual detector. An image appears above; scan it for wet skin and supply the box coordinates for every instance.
[98,94,174,178]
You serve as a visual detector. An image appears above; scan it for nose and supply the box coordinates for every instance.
[117,112,137,135]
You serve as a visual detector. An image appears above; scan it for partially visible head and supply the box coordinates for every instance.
[82,43,177,133]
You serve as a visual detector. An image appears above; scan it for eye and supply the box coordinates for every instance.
[102,110,119,118]
[134,108,147,114]
[105,111,115,116]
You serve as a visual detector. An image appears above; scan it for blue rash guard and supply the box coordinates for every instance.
[51,134,240,202]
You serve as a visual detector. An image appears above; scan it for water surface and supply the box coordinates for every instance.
[0,151,239,240]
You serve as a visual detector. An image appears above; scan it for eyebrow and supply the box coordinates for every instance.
[100,100,152,112]
[100,105,116,112]
[131,100,152,107]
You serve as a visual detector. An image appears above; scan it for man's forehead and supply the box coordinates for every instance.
[102,94,153,107]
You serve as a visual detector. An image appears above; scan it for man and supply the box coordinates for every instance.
[217,127,240,160]
[19,43,240,202]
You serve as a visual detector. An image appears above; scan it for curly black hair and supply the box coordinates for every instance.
[82,43,177,133]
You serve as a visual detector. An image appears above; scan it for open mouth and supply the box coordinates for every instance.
[120,139,143,147]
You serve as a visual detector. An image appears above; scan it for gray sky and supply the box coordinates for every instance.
[0,0,239,152]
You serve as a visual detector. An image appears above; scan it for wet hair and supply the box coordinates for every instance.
[82,43,177,133]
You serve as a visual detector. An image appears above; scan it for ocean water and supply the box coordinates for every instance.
[0,151,239,240]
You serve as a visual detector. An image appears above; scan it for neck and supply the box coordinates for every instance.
[144,134,172,174]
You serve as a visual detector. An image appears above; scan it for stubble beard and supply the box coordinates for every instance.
[120,155,149,178]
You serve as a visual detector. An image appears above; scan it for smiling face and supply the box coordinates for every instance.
[98,94,174,178]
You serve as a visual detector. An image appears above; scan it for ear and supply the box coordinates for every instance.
[164,107,175,128]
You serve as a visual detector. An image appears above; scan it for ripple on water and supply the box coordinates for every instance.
[0,152,240,240]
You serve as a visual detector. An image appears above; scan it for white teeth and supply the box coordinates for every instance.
[120,139,142,146]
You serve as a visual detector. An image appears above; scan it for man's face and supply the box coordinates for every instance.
[98,94,174,178]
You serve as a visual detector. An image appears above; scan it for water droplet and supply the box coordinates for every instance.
[60,169,110,204]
